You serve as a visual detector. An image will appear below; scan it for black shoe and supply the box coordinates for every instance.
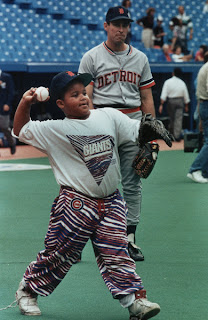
[10,144,16,155]
[128,242,144,261]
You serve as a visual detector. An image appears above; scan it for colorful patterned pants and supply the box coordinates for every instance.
[24,187,143,297]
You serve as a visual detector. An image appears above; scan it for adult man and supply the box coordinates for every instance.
[171,18,188,54]
[78,6,156,261]
[175,5,193,53]
[136,7,155,49]
[157,44,172,62]
[0,70,16,154]
[159,67,190,142]
[187,52,208,183]
[153,16,166,48]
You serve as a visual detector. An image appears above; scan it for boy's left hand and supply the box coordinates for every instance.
[139,113,174,147]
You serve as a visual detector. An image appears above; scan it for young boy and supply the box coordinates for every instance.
[13,71,170,319]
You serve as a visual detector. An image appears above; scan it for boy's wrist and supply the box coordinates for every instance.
[21,96,33,108]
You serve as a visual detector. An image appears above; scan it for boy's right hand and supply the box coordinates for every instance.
[22,88,50,105]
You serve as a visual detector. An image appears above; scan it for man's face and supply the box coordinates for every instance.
[57,81,90,119]
[175,46,182,55]
[178,6,184,14]
[126,0,131,8]
[104,20,130,44]
[163,46,169,54]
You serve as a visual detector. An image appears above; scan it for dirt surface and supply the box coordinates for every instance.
[0,145,46,160]
[0,140,183,161]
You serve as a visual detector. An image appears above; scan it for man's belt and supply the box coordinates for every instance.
[93,105,141,114]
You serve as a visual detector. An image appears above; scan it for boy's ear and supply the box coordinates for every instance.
[56,99,64,109]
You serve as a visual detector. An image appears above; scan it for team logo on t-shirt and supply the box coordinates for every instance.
[66,135,115,185]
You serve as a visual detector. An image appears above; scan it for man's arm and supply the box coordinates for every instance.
[189,27,193,40]
[78,52,94,108]
[184,103,189,113]
[85,83,94,109]
[13,88,40,136]
[140,88,156,117]
[182,52,193,61]
[159,99,165,114]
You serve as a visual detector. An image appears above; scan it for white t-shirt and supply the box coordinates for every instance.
[18,108,140,198]
[160,76,190,103]
[171,53,184,62]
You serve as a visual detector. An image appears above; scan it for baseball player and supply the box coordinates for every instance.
[78,5,156,261]
[13,71,172,319]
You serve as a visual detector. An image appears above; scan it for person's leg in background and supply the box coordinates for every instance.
[173,99,184,141]
[166,99,176,139]
[0,115,16,154]
[188,100,208,183]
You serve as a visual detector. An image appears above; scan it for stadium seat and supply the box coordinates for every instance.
[0,0,206,63]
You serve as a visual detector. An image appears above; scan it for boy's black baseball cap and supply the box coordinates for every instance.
[106,6,133,23]
[50,71,92,101]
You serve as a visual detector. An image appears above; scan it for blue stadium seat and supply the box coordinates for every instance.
[15,0,31,4]
[0,0,206,63]
[31,0,48,13]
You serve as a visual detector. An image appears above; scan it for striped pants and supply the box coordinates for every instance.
[24,187,143,298]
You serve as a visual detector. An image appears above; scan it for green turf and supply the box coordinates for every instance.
[0,151,207,319]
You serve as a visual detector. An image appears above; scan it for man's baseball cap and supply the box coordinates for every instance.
[50,71,92,101]
[106,6,134,23]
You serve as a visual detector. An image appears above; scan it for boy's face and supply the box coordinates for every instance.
[57,81,90,120]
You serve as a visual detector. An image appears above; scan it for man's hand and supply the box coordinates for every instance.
[3,104,10,112]
[158,104,163,114]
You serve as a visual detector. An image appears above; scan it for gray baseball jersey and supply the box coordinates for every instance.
[78,42,155,108]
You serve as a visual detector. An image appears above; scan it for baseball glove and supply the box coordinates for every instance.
[139,113,174,147]
[132,142,159,178]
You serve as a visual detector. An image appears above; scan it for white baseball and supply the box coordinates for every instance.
[35,86,49,102]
